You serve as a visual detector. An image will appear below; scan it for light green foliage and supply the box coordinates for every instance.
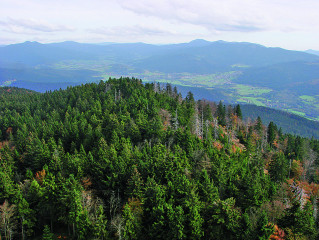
[42,225,54,240]
[208,198,242,239]
[123,199,143,240]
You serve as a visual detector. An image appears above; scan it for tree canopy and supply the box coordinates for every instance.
[0,78,319,239]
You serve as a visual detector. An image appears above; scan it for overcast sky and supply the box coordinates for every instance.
[1,0,318,50]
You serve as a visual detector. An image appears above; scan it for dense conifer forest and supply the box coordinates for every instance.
[1,78,319,239]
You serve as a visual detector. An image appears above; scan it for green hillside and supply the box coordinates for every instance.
[241,104,319,139]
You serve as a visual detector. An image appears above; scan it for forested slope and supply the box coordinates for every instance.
[0,78,319,239]
[241,104,319,139]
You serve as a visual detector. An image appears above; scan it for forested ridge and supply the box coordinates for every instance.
[1,78,319,239]
[240,105,319,139]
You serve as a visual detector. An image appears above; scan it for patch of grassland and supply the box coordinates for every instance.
[233,84,272,96]
[147,78,191,87]
[100,74,117,80]
[237,97,266,106]
[231,64,250,68]
[180,72,240,87]
[299,95,319,109]
[52,60,114,71]
[0,80,16,87]
[287,110,306,117]
[300,95,316,102]
[143,71,161,76]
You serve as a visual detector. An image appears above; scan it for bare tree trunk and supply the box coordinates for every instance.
[213,118,218,139]
[303,148,317,181]
[313,197,318,221]
[21,217,24,240]
[0,200,16,240]
[173,108,179,130]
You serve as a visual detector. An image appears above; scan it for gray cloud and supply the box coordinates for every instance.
[0,0,318,50]
[214,24,263,32]
[117,0,319,33]
[117,0,265,32]
[89,25,177,37]
[0,18,75,34]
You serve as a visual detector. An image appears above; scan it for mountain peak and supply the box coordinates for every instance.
[23,41,41,45]
[188,39,211,46]
[305,49,319,56]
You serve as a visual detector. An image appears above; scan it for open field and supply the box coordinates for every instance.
[0,79,16,87]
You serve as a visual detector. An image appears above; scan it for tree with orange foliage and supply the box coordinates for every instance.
[291,160,304,180]
[35,169,46,185]
[269,224,285,240]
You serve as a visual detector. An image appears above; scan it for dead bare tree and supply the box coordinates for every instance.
[111,214,124,240]
[193,105,203,139]
[212,117,218,139]
[108,190,123,239]
[172,108,179,130]
[0,200,16,240]
[105,83,111,93]
[303,148,317,181]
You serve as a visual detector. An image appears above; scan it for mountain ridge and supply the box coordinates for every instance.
[305,49,319,56]
[1,40,318,68]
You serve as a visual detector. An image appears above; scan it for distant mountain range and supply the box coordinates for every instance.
[1,40,318,70]
[305,49,319,56]
[1,39,319,121]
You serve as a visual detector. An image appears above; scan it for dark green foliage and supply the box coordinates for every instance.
[234,104,242,120]
[0,78,318,239]
[279,201,317,239]
[268,152,289,183]
[267,121,277,145]
[207,198,242,239]
[256,211,274,240]
[255,116,263,132]
[217,101,226,126]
